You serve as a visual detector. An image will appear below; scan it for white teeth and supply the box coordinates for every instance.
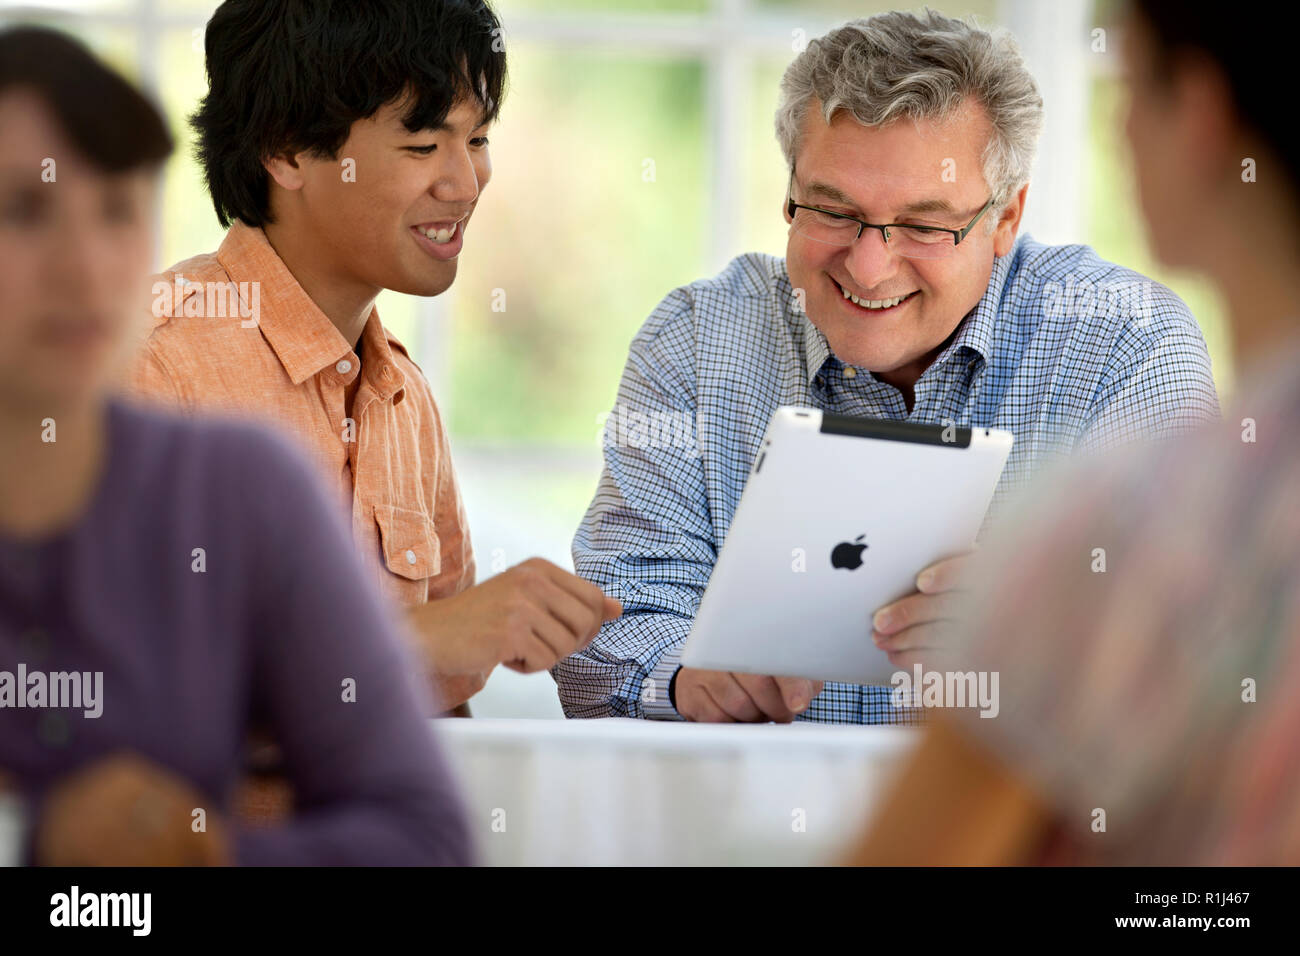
[841,286,910,310]
[420,222,458,243]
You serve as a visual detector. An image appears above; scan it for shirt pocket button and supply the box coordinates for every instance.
[372,503,442,582]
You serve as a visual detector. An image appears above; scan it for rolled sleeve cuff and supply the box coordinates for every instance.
[640,641,686,720]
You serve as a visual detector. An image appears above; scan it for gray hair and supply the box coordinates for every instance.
[775,9,1044,219]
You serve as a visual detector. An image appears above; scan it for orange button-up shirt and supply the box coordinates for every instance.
[120,221,475,609]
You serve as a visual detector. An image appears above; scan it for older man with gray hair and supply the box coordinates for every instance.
[555,9,1220,724]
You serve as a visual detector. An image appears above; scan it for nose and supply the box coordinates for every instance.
[430,148,482,207]
[46,205,102,297]
[843,226,903,291]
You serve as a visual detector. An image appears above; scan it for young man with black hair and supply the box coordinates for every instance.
[126,0,620,717]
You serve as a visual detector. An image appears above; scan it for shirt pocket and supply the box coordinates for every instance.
[372,503,442,584]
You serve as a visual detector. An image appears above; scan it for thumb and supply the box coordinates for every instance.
[775,676,819,711]
[602,596,623,621]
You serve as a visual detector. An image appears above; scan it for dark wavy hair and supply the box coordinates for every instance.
[1131,0,1298,197]
[191,0,508,228]
[0,26,173,172]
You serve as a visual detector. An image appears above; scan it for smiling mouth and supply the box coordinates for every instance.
[414,220,462,244]
[833,278,919,312]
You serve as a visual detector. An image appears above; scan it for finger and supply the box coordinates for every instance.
[916,550,976,594]
[734,674,796,722]
[541,584,616,650]
[541,562,609,622]
[523,599,574,660]
[874,620,952,654]
[507,631,564,673]
[536,579,602,645]
[772,675,821,715]
[886,647,928,671]
[682,683,734,722]
[873,590,962,635]
[707,672,764,722]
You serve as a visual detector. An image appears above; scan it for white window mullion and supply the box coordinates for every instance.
[705,0,748,274]
[997,0,1092,245]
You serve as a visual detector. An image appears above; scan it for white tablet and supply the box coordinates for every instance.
[680,407,1014,686]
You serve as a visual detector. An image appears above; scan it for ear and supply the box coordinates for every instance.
[992,183,1028,257]
[782,195,794,226]
[262,151,307,193]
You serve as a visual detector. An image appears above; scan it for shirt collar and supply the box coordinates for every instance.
[799,315,834,384]
[216,222,366,386]
[358,310,408,404]
[774,262,835,385]
[783,237,1021,385]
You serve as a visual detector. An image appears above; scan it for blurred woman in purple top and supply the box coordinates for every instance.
[0,26,471,866]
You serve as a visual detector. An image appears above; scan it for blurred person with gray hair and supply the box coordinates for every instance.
[556,8,1220,725]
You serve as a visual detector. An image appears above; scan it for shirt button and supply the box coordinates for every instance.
[336,359,353,375]
[404,549,417,565]
[843,367,857,379]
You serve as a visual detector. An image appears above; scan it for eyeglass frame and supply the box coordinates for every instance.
[785,167,996,251]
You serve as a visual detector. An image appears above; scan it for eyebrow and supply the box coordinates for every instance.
[801,179,965,219]
[803,180,858,206]
[400,105,494,137]
[898,197,959,216]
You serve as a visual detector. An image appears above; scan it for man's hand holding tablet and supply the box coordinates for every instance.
[674,669,824,723]
[871,549,976,671]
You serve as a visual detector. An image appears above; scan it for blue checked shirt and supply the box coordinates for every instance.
[554,234,1221,724]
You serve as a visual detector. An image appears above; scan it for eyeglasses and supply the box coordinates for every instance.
[785,168,995,260]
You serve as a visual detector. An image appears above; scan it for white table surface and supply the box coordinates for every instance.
[436,717,920,866]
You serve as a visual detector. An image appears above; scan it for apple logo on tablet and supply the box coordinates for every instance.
[830,535,868,570]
